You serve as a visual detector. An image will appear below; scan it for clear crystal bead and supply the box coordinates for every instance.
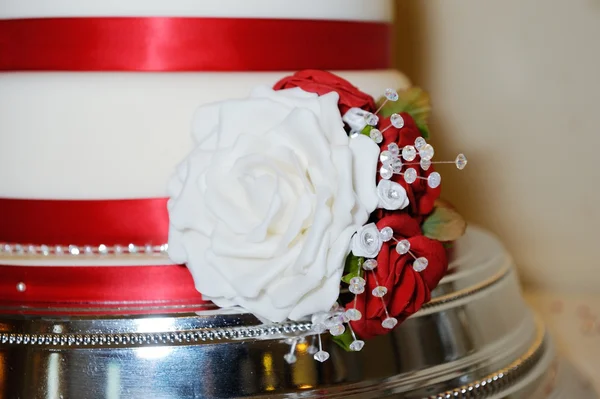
[427,172,441,188]
[372,286,388,297]
[160,244,169,253]
[84,246,94,255]
[380,164,393,180]
[27,245,36,254]
[379,227,393,242]
[370,128,383,144]
[413,257,429,272]
[40,245,50,256]
[396,239,411,255]
[314,350,330,362]
[379,150,392,163]
[128,243,138,254]
[390,158,403,173]
[403,168,417,184]
[15,244,24,254]
[381,317,398,329]
[385,88,399,101]
[420,158,432,171]
[455,153,468,170]
[402,145,417,161]
[414,137,427,150]
[312,324,327,334]
[55,246,64,255]
[98,244,109,255]
[329,324,345,336]
[390,113,404,128]
[307,345,318,355]
[114,245,123,254]
[345,308,362,321]
[419,144,434,161]
[16,282,26,292]
[69,245,80,256]
[387,143,400,156]
[339,312,350,324]
[364,112,379,126]
[362,259,378,271]
[349,340,365,351]
[145,244,153,254]
[284,353,297,364]
[349,282,365,295]
[2,244,12,253]
[349,276,366,287]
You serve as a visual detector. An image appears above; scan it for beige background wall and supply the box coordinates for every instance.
[394,0,600,292]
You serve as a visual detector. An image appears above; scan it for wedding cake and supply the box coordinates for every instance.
[0,1,595,398]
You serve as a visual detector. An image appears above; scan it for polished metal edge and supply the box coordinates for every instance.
[421,263,511,311]
[0,321,313,348]
[427,319,547,399]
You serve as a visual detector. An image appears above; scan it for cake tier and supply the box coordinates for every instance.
[0,0,392,21]
[2,227,594,398]
[0,71,408,199]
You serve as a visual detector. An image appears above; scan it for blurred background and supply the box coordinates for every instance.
[392,0,600,388]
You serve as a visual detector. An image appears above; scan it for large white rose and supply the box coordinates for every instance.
[167,86,380,322]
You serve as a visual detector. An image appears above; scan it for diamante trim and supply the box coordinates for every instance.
[0,242,168,257]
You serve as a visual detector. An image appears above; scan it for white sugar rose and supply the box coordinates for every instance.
[168,86,380,322]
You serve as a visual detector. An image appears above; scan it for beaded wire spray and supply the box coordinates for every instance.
[284,87,468,363]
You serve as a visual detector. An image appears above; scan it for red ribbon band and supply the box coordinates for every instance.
[0,264,208,315]
[0,17,392,71]
[0,198,169,246]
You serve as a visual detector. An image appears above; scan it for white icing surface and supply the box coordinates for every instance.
[0,0,393,21]
[0,70,409,199]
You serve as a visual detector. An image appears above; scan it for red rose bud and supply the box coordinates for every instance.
[273,70,377,115]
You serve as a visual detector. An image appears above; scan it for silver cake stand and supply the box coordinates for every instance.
[0,227,597,398]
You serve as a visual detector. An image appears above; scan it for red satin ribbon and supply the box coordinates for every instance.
[0,264,209,315]
[0,198,169,245]
[0,17,392,71]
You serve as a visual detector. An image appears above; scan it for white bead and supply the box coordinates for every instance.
[402,145,417,161]
[390,113,404,128]
[128,244,138,254]
[372,286,388,298]
[390,158,403,173]
[68,245,80,256]
[114,245,123,254]
[387,143,400,157]
[380,165,393,180]
[427,172,441,188]
[314,350,330,362]
[419,144,435,161]
[420,158,431,171]
[145,244,154,254]
[345,308,362,321]
[15,244,24,254]
[349,340,365,351]
[362,259,378,271]
[84,246,94,255]
[55,246,64,255]
[349,276,365,287]
[395,240,410,255]
[414,137,427,150]
[27,245,36,254]
[2,244,12,253]
[98,244,108,255]
[370,128,383,144]
[413,257,429,272]
[403,168,417,184]
[379,227,394,242]
[381,317,398,329]
[329,324,345,336]
[349,283,365,295]
[283,353,297,364]
[160,244,169,253]
[16,282,26,292]
[40,245,50,256]
[455,153,468,170]
[385,88,399,101]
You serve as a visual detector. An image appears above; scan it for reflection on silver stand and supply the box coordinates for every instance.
[0,227,597,398]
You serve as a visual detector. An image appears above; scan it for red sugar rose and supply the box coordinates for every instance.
[378,113,441,219]
[273,70,376,115]
[347,213,448,339]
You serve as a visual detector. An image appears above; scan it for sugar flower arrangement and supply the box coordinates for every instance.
[167,70,467,361]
